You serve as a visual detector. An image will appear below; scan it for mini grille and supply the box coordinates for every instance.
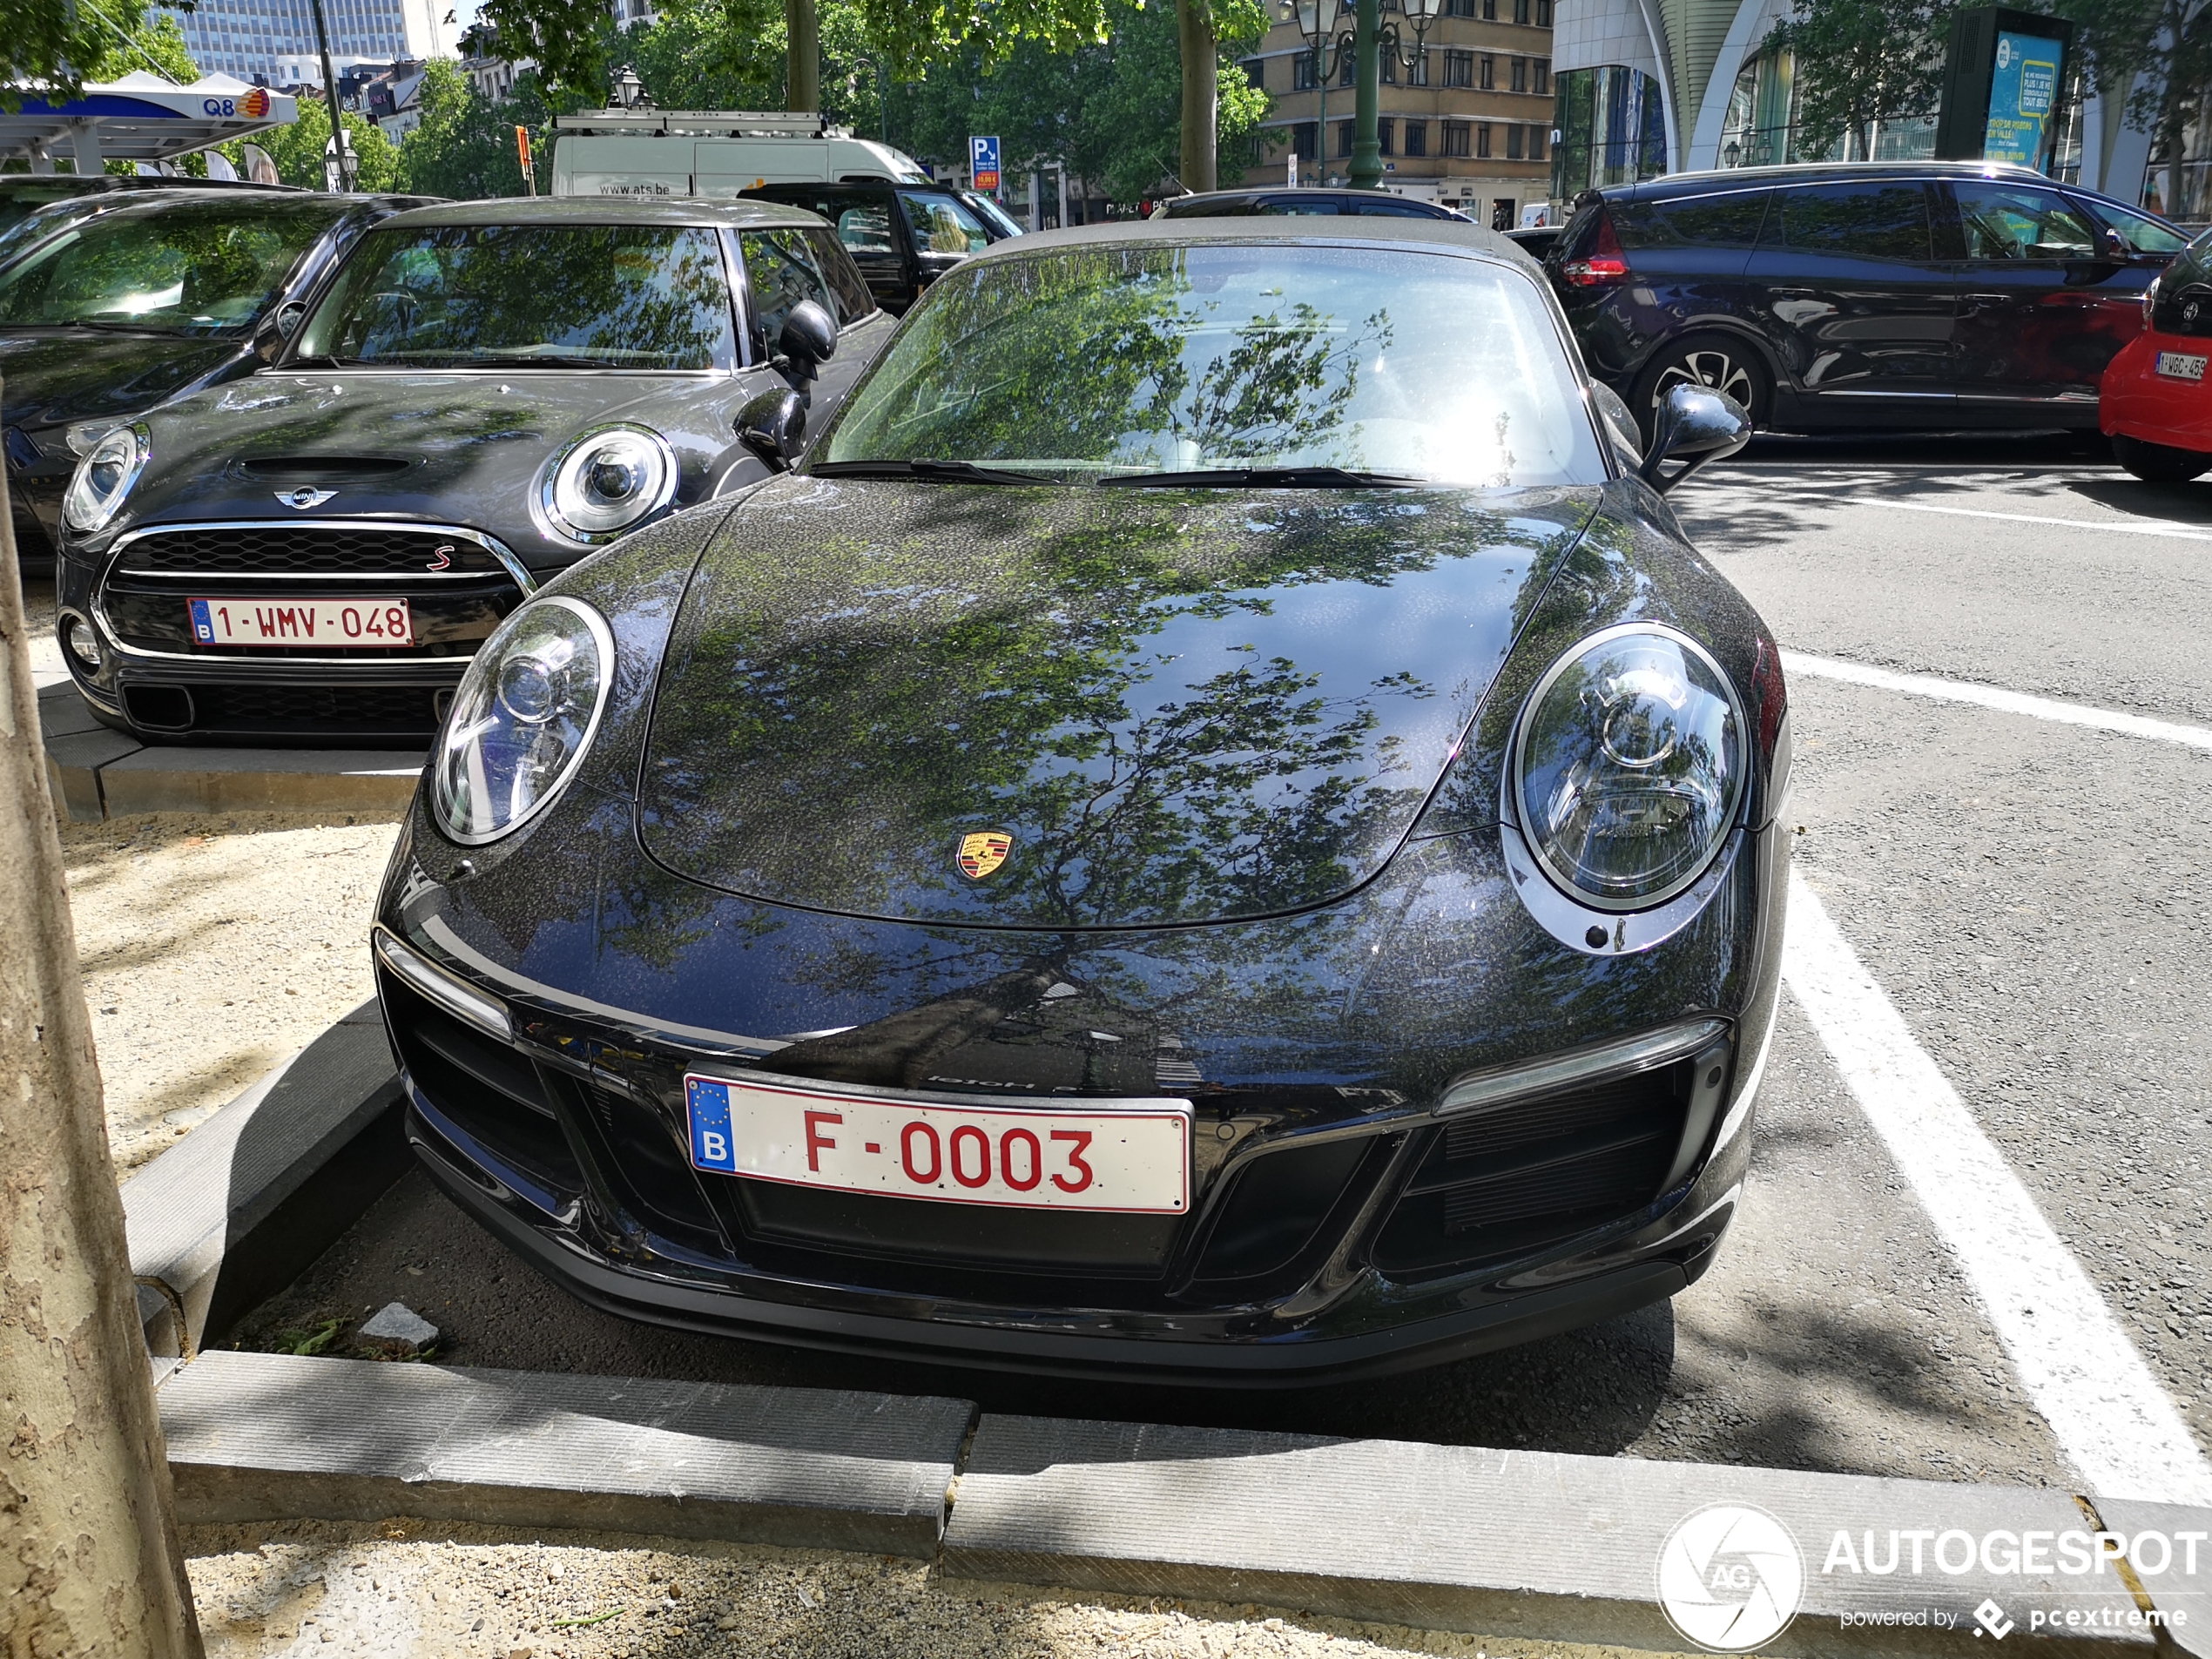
[118,526,509,577]
[185,683,445,734]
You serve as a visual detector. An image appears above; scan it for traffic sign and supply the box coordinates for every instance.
[970,134,1001,192]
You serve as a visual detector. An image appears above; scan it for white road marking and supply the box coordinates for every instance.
[1885,500,2212,542]
[1783,868,2212,1505]
[1781,651,2212,753]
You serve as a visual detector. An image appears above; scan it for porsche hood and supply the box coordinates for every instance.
[637,475,1599,930]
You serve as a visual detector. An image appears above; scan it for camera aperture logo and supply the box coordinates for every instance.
[1657,1503,1806,1653]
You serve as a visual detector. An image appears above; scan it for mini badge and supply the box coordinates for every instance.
[956,829,1015,881]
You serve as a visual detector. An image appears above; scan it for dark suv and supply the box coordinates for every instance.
[1546,161,2189,440]
[741,181,1016,314]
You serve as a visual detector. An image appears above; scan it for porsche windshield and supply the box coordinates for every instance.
[0,199,338,334]
[293,224,738,370]
[819,241,1606,486]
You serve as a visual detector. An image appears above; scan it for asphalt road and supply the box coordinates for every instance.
[233,431,2210,1494]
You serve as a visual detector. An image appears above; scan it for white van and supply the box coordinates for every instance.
[550,110,931,199]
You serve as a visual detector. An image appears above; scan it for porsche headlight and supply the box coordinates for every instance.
[61,424,147,533]
[65,421,118,457]
[536,424,676,545]
[434,597,614,844]
[1512,624,1746,911]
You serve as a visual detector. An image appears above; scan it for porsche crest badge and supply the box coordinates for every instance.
[956,830,1014,881]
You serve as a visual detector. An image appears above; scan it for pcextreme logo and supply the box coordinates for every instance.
[1656,1503,1805,1653]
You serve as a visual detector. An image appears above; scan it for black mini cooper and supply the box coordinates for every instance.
[53,196,893,745]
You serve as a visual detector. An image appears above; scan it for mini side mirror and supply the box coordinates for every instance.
[1638,382,1752,495]
[736,388,806,471]
[778,300,837,381]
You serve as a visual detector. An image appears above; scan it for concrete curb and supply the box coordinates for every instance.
[160,1352,973,1557]
[124,1001,408,1358]
[40,682,424,821]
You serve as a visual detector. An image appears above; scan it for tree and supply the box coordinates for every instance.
[1177,0,1221,192]
[395,58,541,198]
[1762,0,1955,160]
[214,104,398,192]
[2052,0,2212,217]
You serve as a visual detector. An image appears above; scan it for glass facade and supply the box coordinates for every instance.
[1549,65,1666,200]
[159,0,418,85]
[1713,49,1938,170]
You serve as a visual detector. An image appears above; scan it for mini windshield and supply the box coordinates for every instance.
[819,241,1605,486]
[293,223,737,370]
[0,199,336,334]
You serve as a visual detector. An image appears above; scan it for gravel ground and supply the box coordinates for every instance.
[22,572,61,682]
[182,1519,1688,1659]
[60,809,402,1170]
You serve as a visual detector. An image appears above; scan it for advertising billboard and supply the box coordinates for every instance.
[1933,6,2074,172]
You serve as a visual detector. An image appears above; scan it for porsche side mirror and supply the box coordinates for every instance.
[737,388,806,471]
[1638,382,1751,495]
[778,300,837,382]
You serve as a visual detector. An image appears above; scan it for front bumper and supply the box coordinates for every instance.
[372,808,1788,1384]
[2101,331,2212,451]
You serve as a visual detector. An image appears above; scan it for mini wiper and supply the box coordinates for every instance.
[810,458,1055,485]
[1097,466,1427,489]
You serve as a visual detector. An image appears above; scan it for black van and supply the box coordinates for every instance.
[1545,161,2189,440]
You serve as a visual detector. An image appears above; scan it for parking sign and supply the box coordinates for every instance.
[970,134,1001,192]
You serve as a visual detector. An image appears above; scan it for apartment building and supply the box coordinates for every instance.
[1244,0,1555,226]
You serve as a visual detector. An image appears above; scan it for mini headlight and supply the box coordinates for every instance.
[61,424,147,534]
[434,596,614,844]
[1511,624,1746,911]
[536,424,676,544]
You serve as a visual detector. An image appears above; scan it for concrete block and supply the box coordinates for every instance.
[123,1001,407,1356]
[941,1416,2153,1656]
[37,680,107,739]
[96,745,424,816]
[44,726,142,821]
[2093,1498,2212,1658]
[160,1352,974,1556]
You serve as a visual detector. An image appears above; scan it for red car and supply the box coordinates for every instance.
[2101,228,2212,481]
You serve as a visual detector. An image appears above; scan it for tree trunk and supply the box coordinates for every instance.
[786,0,819,113]
[0,448,202,1656]
[1177,0,1218,193]
[2163,0,2189,217]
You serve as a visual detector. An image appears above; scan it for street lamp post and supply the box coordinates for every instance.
[1278,0,1355,185]
[1349,0,1441,190]
[307,0,345,191]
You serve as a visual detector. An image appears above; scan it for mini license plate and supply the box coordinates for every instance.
[684,1074,1191,1214]
[2156,351,2208,381]
[188,597,414,648]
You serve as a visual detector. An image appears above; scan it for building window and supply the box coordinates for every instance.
[1339,52,1355,86]
[1443,121,1472,158]
[1527,125,1546,160]
[1534,57,1550,95]
[1444,49,1473,86]
[1380,51,1396,84]
[1476,123,1493,158]
[1378,118,1395,154]
[1445,0,1475,15]
[1510,56,1527,92]
[1535,0,1551,21]
[1404,120,1427,157]
[1481,0,1495,17]
[1514,0,1529,20]
[1507,123,1523,158]
[1293,51,1318,91]
[1337,118,1356,157]
[1407,50,1428,85]
[1290,120,1319,162]
[1239,57,1264,89]
[1479,53,1494,89]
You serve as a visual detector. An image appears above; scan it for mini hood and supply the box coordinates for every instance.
[0,330,239,431]
[116,369,738,559]
[638,475,1599,930]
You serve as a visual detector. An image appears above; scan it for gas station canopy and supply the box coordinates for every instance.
[0,72,297,171]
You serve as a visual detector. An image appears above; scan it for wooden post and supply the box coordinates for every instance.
[0,433,203,1656]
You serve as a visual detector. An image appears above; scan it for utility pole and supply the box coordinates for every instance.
[1349,0,1381,188]
[0,432,203,1656]
[308,0,347,189]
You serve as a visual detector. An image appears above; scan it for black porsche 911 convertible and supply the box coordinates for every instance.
[372,215,1791,1383]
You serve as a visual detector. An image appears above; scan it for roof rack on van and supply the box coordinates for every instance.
[550,110,853,138]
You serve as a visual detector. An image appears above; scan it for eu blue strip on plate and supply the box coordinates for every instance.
[686,1076,736,1173]
[189,598,214,643]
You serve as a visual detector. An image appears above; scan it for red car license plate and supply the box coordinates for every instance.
[683,1073,1192,1213]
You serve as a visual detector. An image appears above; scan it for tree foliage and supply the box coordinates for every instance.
[2049,0,2212,215]
[212,103,400,192]
[1762,0,1956,160]
[3,0,199,108]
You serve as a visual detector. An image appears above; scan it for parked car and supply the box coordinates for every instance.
[957,189,1027,240]
[369,215,1789,1384]
[3,190,433,563]
[742,180,1018,314]
[52,196,894,746]
[0,172,295,240]
[1153,187,1470,220]
[1507,224,1561,262]
[2097,226,2212,480]
[0,183,295,273]
[1545,160,2190,441]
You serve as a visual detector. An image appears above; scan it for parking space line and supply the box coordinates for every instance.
[1782,868,2212,1505]
[1885,501,2212,542]
[1781,651,2212,752]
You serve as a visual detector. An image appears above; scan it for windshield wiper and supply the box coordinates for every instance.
[1098,466,1427,489]
[810,458,1055,486]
